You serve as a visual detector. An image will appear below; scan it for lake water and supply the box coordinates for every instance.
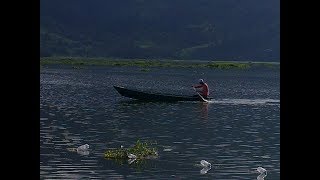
[40,65,279,179]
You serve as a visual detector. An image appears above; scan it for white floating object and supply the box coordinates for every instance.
[77,144,89,151]
[128,153,137,159]
[120,145,124,148]
[257,167,267,174]
[200,160,211,167]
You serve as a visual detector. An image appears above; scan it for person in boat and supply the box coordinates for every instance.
[192,79,209,98]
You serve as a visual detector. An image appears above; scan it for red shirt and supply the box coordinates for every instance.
[194,83,209,97]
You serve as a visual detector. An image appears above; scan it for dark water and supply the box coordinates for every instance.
[40,66,279,179]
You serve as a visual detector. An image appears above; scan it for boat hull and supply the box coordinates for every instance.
[113,86,210,102]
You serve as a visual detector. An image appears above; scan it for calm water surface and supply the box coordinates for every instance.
[40,65,279,179]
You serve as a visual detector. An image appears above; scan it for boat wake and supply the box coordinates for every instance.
[207,98,279,106]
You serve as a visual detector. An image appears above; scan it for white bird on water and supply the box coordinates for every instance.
[77,144,89,151]
[199,160,212,174]
[200,160,211,167]
[257,167,267,174]
[76,144,90,155]
[128,153,137,159]
[256,167,267,180]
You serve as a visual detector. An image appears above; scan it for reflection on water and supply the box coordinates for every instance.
[40,66,280,179]
[200,166,211,174]
[200,102,209,120]
[257,172,267,180]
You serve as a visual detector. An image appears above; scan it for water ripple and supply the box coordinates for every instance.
[40,67,279,179]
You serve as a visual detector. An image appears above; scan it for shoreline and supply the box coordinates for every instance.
[40,57,279,70]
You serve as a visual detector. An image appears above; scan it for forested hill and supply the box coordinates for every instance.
[40,0,279,61]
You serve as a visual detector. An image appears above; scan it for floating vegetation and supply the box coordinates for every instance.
[104,140,158,161]
[206,62,250,69]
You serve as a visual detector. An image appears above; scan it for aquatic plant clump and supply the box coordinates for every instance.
[206,62,250,69]
[105,148,128,159]
[104,140,158,160]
